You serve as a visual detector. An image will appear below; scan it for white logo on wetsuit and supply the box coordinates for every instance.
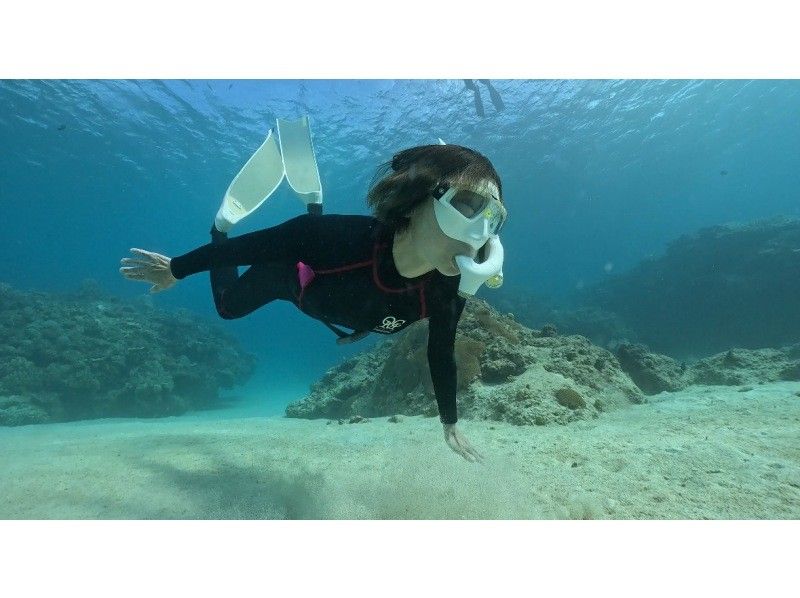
[375,316,406,332]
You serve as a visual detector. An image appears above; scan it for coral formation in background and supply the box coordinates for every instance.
[489,217,800,360]
[577,217,800,357]
[0,280,255,426]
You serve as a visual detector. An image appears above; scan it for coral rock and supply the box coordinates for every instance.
[616,343,688,394]
[554,387,586,409]
[286,298,644,427]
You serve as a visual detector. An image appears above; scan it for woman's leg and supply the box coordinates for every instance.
[208,226,296,320]
[208,225,239,316]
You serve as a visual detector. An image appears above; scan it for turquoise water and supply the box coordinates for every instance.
[2,79,798,400]
[0,80,800,519]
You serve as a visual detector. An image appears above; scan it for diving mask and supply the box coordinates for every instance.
[431,182,507,295]
[432,183,507,250]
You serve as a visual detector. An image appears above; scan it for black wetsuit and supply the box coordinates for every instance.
[169,213,466,424]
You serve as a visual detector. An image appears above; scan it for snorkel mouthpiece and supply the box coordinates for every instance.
[455,236,504,295]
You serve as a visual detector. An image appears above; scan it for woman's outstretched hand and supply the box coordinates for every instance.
[119,248,177,293]
[443,423,484,463]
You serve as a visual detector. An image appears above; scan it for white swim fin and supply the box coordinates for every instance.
[214,129,285,233]
[277,116,323,214]
[437,137,447,145]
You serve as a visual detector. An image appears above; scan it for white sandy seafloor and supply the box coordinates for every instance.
[1,381,798,519]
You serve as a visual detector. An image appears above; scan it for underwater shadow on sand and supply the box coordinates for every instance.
[111,433,330,519]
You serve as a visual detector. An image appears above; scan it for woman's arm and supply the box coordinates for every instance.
[428,292,484,462]
[169,214,312,280]
[427,293,466,425]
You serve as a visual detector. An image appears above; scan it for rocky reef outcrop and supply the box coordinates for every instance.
[286,296,800,426]
[286,299,645,426]
[613,342,800,394]
[0,280,255,426]
[686,345,800,386]
[615,343,688,394]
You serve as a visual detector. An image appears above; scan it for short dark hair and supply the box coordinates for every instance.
[367,144,503,233]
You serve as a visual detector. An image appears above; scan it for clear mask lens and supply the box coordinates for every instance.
[450,190,489,218]
[435,184,508,239]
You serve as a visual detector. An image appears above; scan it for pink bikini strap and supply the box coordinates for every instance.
[297,261,316,289]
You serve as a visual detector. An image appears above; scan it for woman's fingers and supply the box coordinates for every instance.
[129,247,159,258]
[119,266,147,278]
[119,267,147,279]
[454,438,475,462]
[461,437,483,461]
[129,248,169,264]
[454,433,483,463]
[119,266,167,282]
[120,258,153,267]
[124,249,167,263]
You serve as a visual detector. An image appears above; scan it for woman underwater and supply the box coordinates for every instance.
[120,142,507,463]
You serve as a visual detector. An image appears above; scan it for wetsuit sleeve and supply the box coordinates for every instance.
[427,291,467,425]
[169,214,315,280]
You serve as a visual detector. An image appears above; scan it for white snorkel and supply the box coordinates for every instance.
[454,235,504,295]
